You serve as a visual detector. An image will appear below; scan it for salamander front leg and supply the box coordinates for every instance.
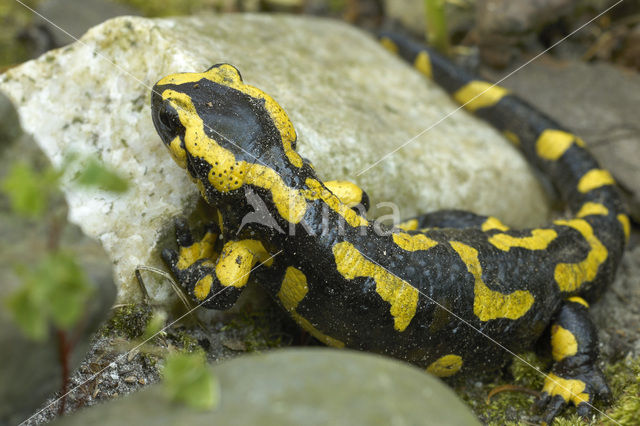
[534,297,611,423]
[163,218,273,310]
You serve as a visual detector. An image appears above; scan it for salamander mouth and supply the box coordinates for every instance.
[151,85,196,174]
[151,86,184,146]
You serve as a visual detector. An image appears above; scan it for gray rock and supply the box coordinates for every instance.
[53,348,480,426]
[0,15,550,304]
[0,90,22,154]
[474,0,578,67]
[35,0,140,49]
[487,60,640,220]
[476,0,577,36]
[0,91,116,425]
[592,243,640,358]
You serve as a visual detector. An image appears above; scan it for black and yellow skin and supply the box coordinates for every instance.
[151,36,629,423]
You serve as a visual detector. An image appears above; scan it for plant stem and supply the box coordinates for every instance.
[56,330,71,416]
[424,0,450,54]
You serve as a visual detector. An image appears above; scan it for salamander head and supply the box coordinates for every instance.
[151,64,304,197]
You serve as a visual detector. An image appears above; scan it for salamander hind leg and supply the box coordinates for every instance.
[163,217,241,310]
[534,298,611,423]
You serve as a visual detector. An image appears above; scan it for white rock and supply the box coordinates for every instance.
[0,15,548,303]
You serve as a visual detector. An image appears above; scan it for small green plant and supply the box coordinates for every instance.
[1,161,60,218]
[141,310,168,342]
[1,152,128,414]
[162,351,219,410]
[2,154,129,339]
[424,0,450,54]
[6,251,93,340]
[2,154,129,220]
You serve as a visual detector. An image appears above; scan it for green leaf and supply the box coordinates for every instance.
[42,252,93,329]
[162,352,219,410]
[0,161,56,218]
[5,251,94,340]
[75,158,129,193]
[5,286,48,340]
[141,310,167,341]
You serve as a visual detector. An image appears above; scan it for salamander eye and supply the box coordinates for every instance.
[158,106,182,132]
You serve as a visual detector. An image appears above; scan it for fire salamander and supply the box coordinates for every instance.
[151,33,629,423]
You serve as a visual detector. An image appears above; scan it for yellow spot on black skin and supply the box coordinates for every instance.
[277,266,345,348]
[193,275,213,301]
[303,178,368,228]
[543,373,589,406]
[536,130,585,161]
[177,231,218,270]
[414,51,433,79]
[168,136,187,168]
[481,217,510,232]
[502,130,520,146]
[333,242,419,332]
[397,219,419,231]
[553,219,607,292]
[450,241,534,321]
[618,214,630,242]
[215,240,273,288]
[278,266,308,309]
[379,37,399,54]
[577,202,609,218]
[488,228,557,252]
[551,325,578,361]
[392,232,438,252]
[426,354,463,377]
[567,296,589,308]
[161,89,307,224]
[324,180,365,208]
[453,81,510,112]
[577,169,615,193]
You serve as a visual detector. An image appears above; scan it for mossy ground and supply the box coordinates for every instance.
[102,304,153,339]
[456,352,640,425]
[103,298,289,355]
